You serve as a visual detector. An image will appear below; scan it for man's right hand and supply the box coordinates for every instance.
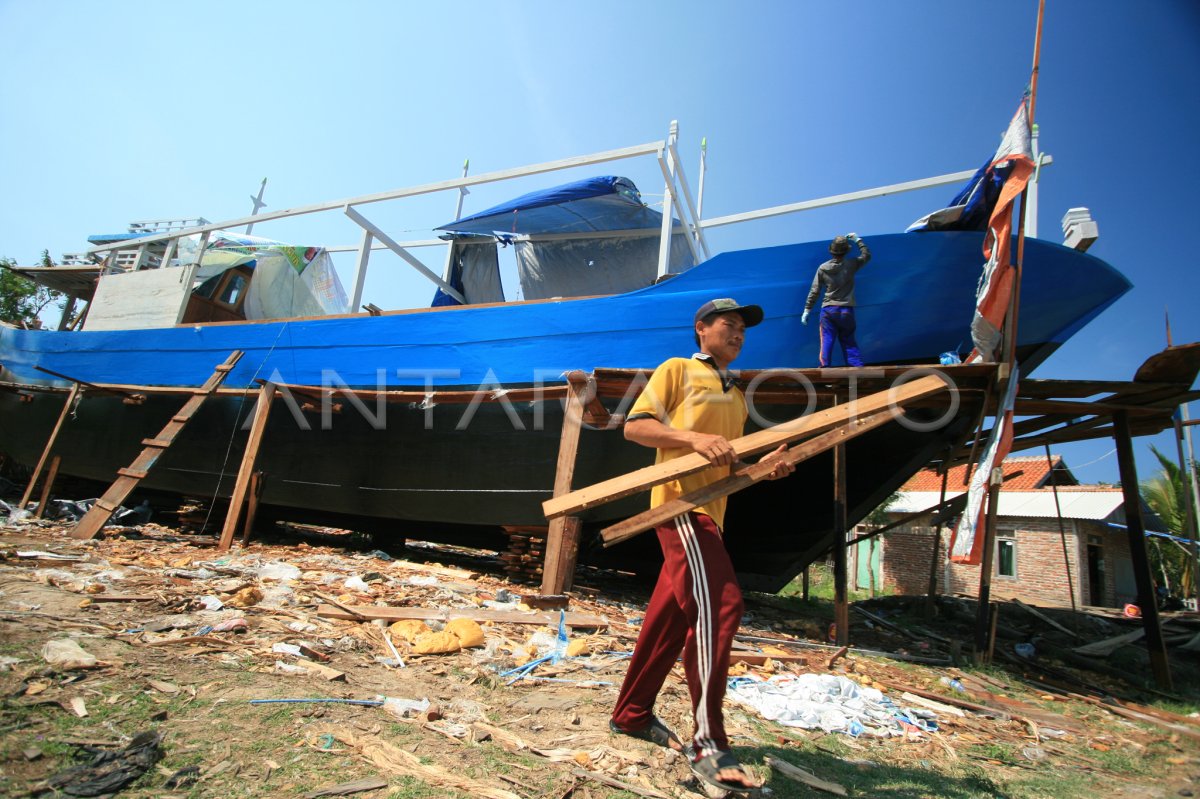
[801,310,810,325]
[690,432,736,466]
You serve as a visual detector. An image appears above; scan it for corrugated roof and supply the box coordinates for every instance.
[893,489,1125,521]
[900,455,1078,492]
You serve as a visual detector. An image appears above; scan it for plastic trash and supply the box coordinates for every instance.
[379,696,430,719]
[113,500,152,526]
[197,595,224,611]
[257,562,301,582]
[40,731,162,796]
[406,575,439,586]
[939,351,962,365]
[288,621,318,633]
[1014,642,1036,659]
[274,660,308,675]
[365,549,393,561]
[272,643,303,657]
[344,575,370,592]
[939,677,967,693]
[212,618,248,633]
[41,639,99,669]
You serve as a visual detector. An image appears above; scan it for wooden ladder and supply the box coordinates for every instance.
[72,351,244,540]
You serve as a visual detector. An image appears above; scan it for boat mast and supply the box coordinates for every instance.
[1002,0,1044,370]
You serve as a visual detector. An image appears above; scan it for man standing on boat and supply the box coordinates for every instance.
[609,298,792,796]
[801,233,871,367]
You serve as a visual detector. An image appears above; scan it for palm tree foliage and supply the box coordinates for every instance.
[1140,444,1199,599]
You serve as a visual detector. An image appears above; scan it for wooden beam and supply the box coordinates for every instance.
[316,604,606,628]
[218,382,277,551]
[544,373,948,521]
[19,383,81,511]
[833,441,849,647]
[33,455,62,518]
[541,375,589,594]
[1112,410,1173,690]
[241,471,265,546]
[72,352,244,540]
[601,407,899,546]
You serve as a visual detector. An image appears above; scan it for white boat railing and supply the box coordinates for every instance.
[82,120,1047,312]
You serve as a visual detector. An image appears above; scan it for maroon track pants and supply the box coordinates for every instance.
[611,512,744,758]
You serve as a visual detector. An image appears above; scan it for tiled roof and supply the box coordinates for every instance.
[900,455,1078,492]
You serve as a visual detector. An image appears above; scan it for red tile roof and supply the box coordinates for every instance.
[901,455,1078,492]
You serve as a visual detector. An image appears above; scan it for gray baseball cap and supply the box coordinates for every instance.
[694,298,764,327]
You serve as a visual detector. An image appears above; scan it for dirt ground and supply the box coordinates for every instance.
[1,518,1198,799]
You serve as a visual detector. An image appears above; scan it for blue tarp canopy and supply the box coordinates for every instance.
[86,231,156,244]
[436,176,674,237]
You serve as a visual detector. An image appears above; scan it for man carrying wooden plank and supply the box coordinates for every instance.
[609,298,792,796]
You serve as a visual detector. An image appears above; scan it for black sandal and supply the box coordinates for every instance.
[608,716,684,751]
[689,750,762,796]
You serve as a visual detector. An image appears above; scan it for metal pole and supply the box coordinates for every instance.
[1045,444,1078,611]
[441,159,471,284]
[1112,410,1173,689]
[655,121,678,279]
[245,178,268,235]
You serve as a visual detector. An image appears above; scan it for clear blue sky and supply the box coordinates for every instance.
[1,0,1197,485]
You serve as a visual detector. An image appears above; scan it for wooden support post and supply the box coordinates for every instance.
[19,384,81,511]
[1113,410,1173,690]
[34,455,62,518]
[240,471,265,546]
[1045,444,1078,611]
[833,442,849,647]
[985,602,999,664]
[974,478,1001,657]
[924,466,950,619]
[72,351,243,540]
[540,375,589,595]
[219,383,277,552]
[802,567,810,602]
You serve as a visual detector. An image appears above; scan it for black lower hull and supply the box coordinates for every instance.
[0,385,980,591]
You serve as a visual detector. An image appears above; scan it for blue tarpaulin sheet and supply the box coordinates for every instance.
[436,176,674,236]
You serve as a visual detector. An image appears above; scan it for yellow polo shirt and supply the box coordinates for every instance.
[627,356,748,529]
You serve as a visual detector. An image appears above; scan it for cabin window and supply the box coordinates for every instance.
[996,532,1017,578]
[219,272,249,307]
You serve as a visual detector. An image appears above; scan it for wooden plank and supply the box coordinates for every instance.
[218,383,277,551]
[833,441,849,647]
[765,756,847,797]
[33,455,61,518]
[241,471,265,546]
[1008,597,1083,640]
[540,377,588,594]
[545,373,948,521]
[601,407,901,546]
[1133,342,1200,384]
[72,351,243,540]
[1113,411,1174,690]
[140,438,173,448]
[316,604,607,628]
[19,383,81,510]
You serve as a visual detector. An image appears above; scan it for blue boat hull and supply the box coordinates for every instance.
[0,232,1129,589]
[0,232,1129,390]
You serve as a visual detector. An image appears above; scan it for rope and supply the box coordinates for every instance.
[200,322,290,532]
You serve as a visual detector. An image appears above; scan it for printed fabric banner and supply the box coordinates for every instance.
[949,366,1019,564]
[966,99,1036,363]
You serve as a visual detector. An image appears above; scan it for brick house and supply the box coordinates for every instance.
[853,455,1163,609]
